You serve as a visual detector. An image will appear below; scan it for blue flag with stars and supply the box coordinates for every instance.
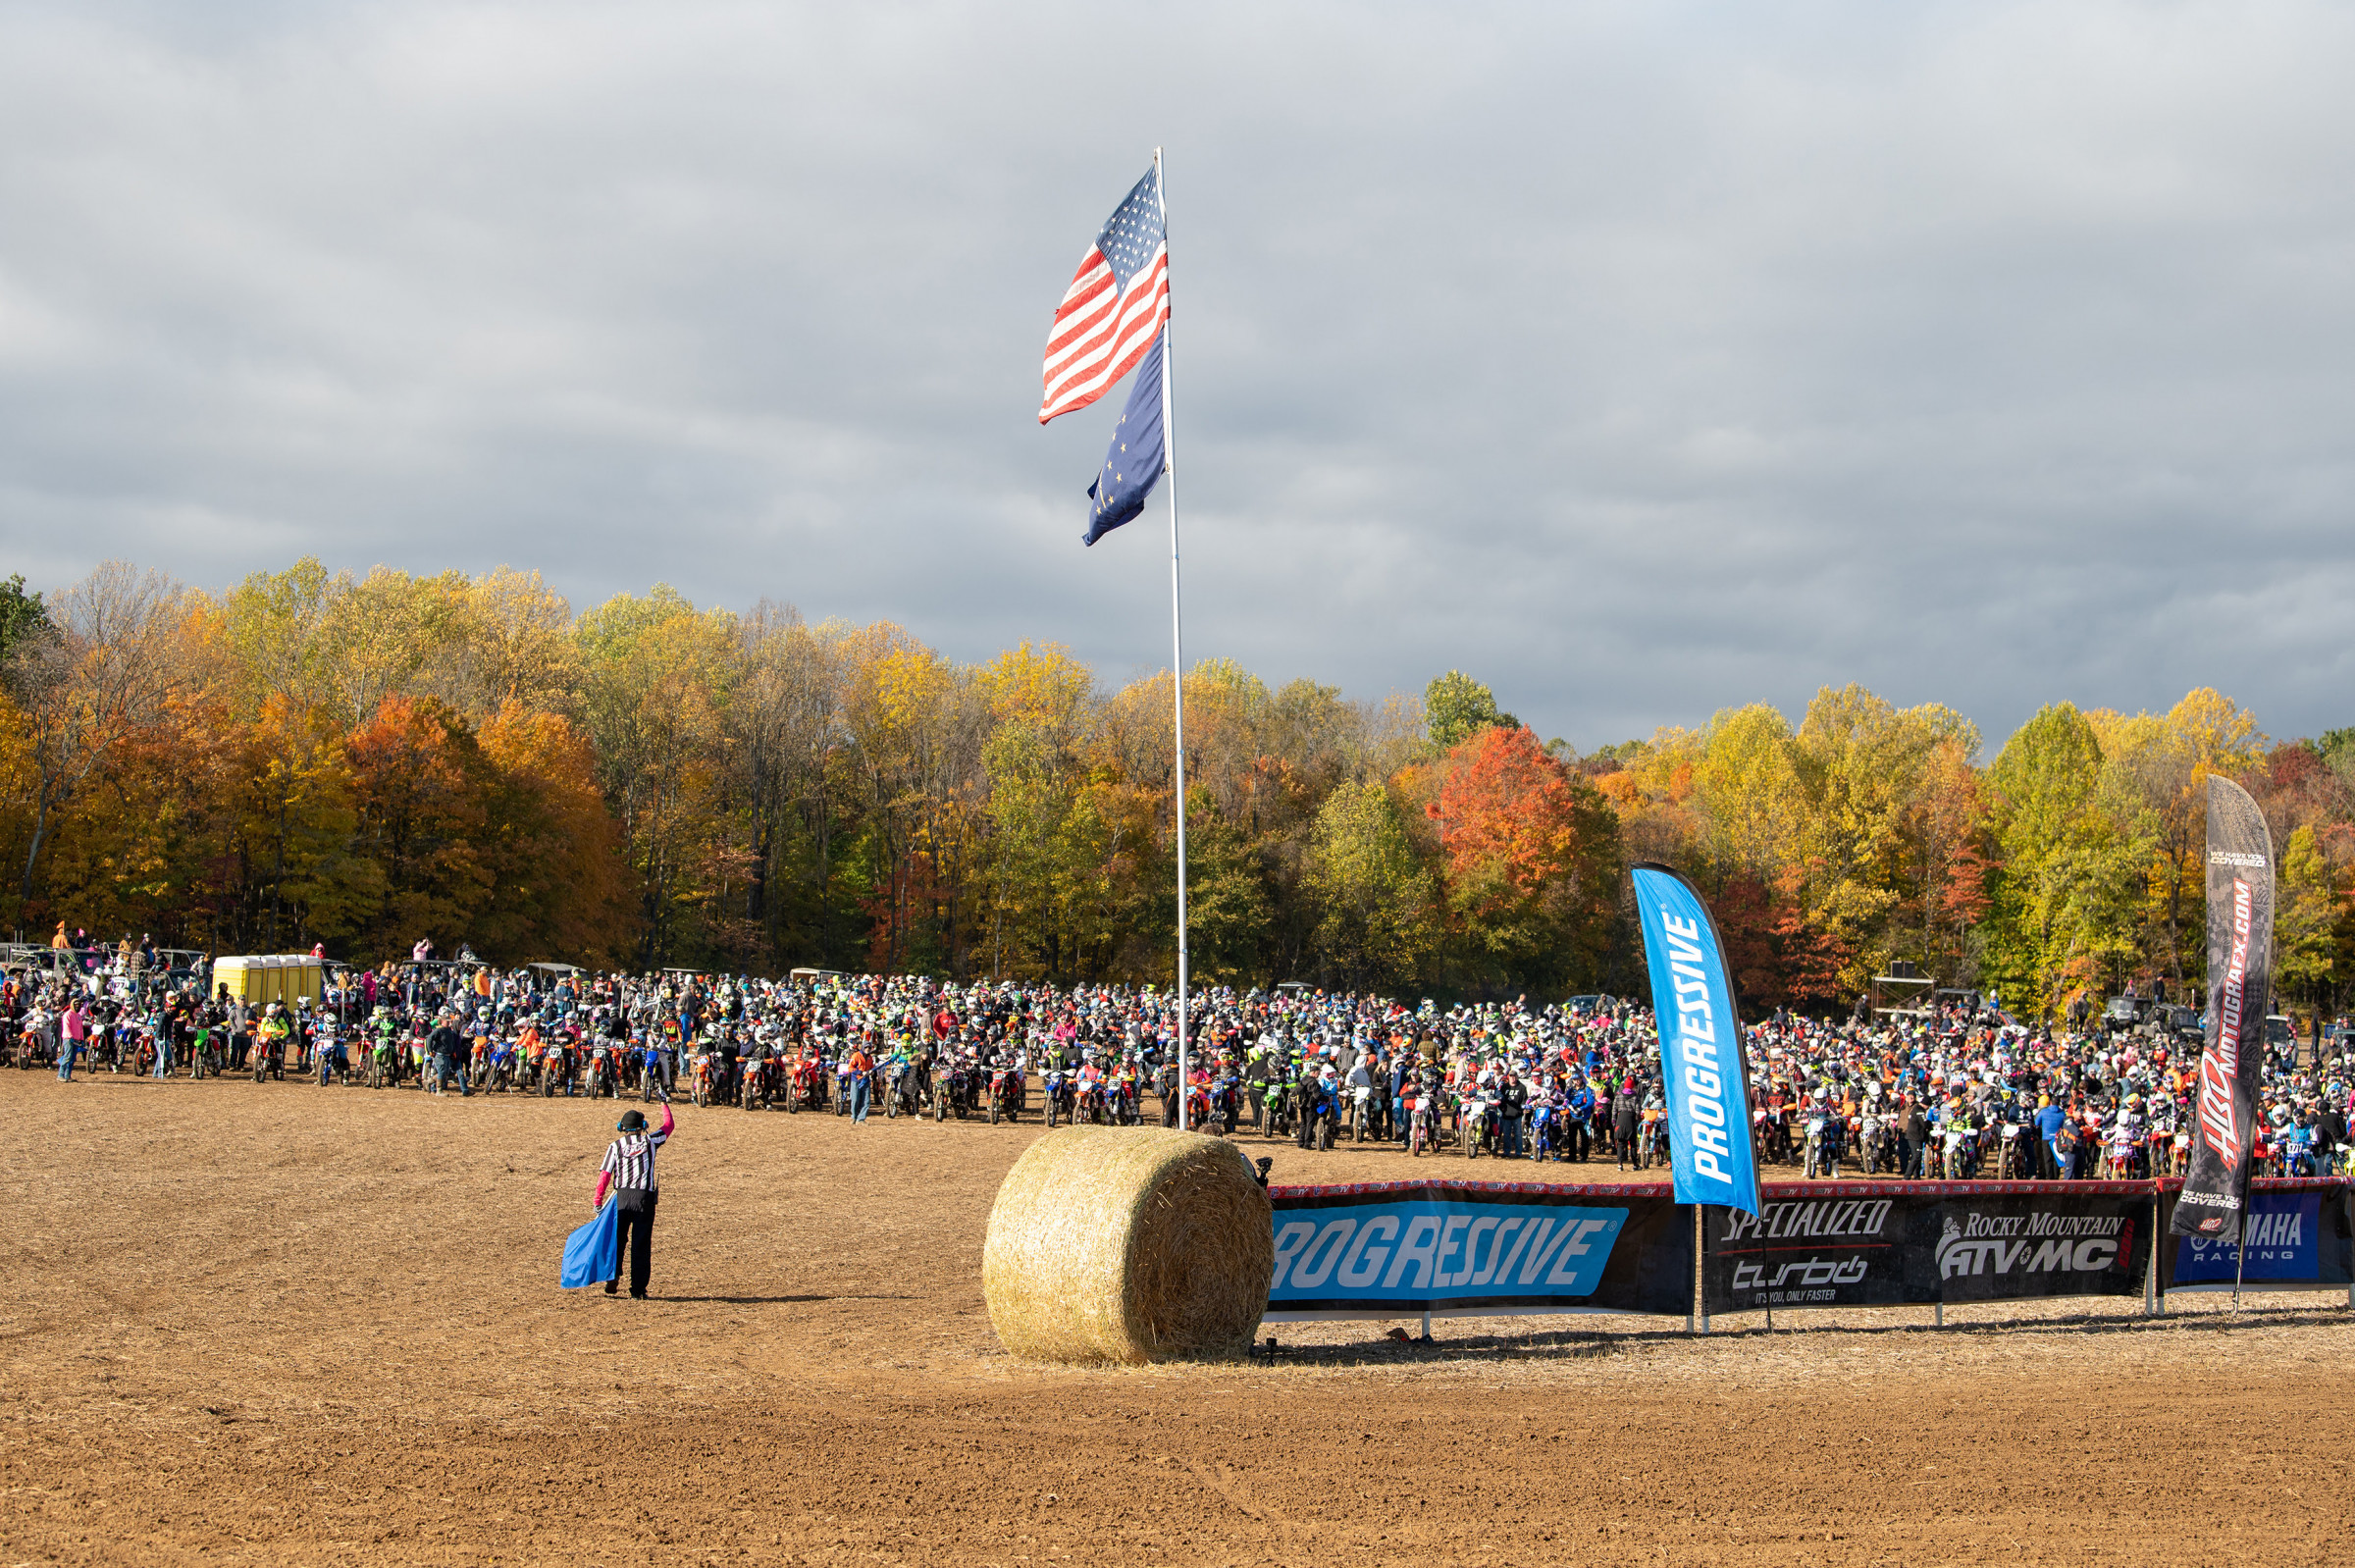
[1082,332,1165,546]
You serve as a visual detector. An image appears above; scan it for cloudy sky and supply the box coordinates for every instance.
[4,2,2353,752]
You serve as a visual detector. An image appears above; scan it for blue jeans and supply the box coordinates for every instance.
[851,1078,870,1123]
[58,1044,78,1080]
[1502,1114,1524,1157]
[153,1045,173,1078]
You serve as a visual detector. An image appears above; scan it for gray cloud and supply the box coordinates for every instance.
[5,1,2354,753]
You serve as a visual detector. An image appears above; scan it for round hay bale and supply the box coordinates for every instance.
[983,1126,1273,1364]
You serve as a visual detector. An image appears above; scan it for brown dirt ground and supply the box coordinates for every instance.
[4,1069,2351,1567]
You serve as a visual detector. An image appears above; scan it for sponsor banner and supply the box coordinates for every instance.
[1266,1180,1692,1320]
[2163,1178,2354,1292]
[1630,864,1763,1215]
[1932,1191,2150,1304]
[1703,1181,2153,1313]
[2172,776,2276,1244]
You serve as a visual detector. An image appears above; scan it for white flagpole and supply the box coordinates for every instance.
[1156,145,1189,1131]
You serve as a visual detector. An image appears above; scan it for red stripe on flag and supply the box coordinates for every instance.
[1038,249,1168,423]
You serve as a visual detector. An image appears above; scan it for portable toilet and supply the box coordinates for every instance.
[284,955,324,1006]
[213,956,253,1002]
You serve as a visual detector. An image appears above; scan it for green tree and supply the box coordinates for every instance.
[0,574,50,669]
[2276,824,2343,1009]
[1424,671,1518,751]
[1306,780,1438,992]
[1982,704,2155,1017]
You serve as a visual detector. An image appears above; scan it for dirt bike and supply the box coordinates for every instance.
[1211,1075,1243,1134]
[1804,1116,1836,1179]
[689,1054,713,1107]
[1041,1070,1071,1128]
[741,1059,768,1111]
[1460,1096,1495,1159]
[989,1066,1024,1124]
[1182,1080,1214,1131]
[1263,1083,1294,1140]
[1524,1104,1553,1161]
[1110,1078,1144,1125]
[1646,1119,1672,1169]
[1074,1078,1108,1126]
[784,1059,821,1113]
[1299,1082,1341,1152]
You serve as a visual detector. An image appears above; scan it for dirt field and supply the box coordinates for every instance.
[4,1070,2350,1567]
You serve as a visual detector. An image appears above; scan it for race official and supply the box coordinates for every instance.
[427,1012,470,1097]
[1497,1071,1528,1158]
[596,1100,674,1299]
[1613,1085,1641,1171]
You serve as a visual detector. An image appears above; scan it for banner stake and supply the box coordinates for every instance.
[1694,1205,1708,1335]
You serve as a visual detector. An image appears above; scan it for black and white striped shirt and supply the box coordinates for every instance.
[600,1122,670,1192]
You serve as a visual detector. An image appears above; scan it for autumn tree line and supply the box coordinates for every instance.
[3,559,2351,1021]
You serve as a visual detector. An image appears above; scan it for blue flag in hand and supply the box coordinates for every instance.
[560,1199,619,1289]
[1083,333,1165,546]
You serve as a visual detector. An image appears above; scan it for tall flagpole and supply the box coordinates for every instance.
[1156,144,1189,1131]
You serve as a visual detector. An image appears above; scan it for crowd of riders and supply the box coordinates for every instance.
[6,941,2352,1181]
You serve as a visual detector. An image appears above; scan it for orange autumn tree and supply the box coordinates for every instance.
[475,701,635,967]
[344,695,498,957]
[1426,725,1621,992]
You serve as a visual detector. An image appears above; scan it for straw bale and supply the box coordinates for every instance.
[983,1126,1273,1364]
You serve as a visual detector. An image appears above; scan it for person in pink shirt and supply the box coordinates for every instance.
[58,1002,85,1081]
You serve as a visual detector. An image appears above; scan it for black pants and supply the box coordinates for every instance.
[612,1191,658,1296]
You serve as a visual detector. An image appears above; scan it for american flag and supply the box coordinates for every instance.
[1038,164,1169,424]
